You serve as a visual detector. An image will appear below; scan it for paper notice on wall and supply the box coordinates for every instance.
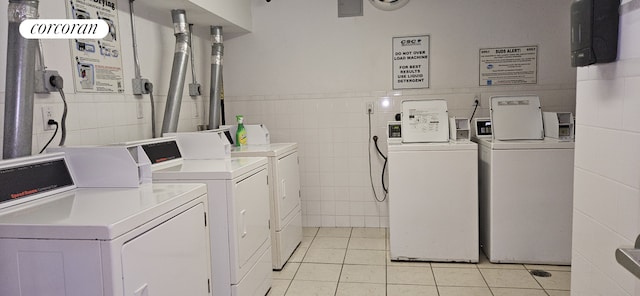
[66,0,124,93]
[393,35,430,90]
[479,46,537,86]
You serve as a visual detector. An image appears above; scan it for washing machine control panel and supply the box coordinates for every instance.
[0,155,75,209]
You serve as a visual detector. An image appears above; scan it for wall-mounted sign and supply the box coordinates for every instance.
[66,0,124,93]
[393,35,430,89]
[479,46,537,86]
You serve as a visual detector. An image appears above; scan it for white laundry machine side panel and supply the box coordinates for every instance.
[488,148,574,264]
[273,210,303,270]
[229,168,272,283]
[478,144,493,260]
[121,203,211,296]
[0,239,104,296]
[388,149,479,262]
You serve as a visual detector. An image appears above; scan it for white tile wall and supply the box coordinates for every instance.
[571,5,640,295]
[226,86,576,227]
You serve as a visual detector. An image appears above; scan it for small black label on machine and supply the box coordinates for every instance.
[141,140,182,164]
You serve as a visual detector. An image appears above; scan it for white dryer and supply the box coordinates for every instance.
[0,153,212,296]
[388,141,479,262]
[230,143,302,270]
[127,136,272,296]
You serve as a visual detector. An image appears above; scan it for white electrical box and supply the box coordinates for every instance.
[450,117,471,141]
[401,99,449,143]
[543,112,575,140]
[490,95,544,140]
[472,118,492,138]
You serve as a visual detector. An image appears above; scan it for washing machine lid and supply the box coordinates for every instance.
[490,95,544,140]
[152,157,267,180]
[230,143,298,157]
[475,137,574,150]
[0,183,206,240]
[388,141,477,152]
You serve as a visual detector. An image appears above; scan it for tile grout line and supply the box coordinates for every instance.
[332,227,352,296]
[475,255,496,296]
[284,228,317,296]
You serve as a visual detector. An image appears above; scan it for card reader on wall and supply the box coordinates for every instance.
[570,0,621,67]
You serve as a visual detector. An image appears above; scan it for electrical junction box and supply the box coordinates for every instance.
[543,112,575,140]
[570,0,621,67]
[401,99,449,143]
[472,118,492,138]
[450,117,470,142]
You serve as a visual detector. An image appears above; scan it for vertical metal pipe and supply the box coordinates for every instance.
[161,9,190,134]
[3,0,39,159]
[129,0,142,79]
[209,26,223,129]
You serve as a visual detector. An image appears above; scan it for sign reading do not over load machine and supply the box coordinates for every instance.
[393,35,430,89]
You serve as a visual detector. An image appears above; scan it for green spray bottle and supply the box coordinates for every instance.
[236,115,247,146]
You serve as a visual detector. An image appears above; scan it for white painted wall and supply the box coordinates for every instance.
[223,0,577,227]
[0,0,212,157]
[571,1,640,295]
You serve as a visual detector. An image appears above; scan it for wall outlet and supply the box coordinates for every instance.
[41,106,57,131]
[473,95,481,107]
[366,102,374,114]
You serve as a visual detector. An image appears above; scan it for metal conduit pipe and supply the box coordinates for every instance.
[208,26,223,129]
[161,9,190,135]
[3,0,39,159]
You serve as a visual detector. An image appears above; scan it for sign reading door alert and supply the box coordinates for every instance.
[393,35,430,90]
[66,0,124,93]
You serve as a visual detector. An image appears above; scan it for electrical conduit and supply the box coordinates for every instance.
[209,26,223,129]
[161,9,190,135]
[3,0,39,159]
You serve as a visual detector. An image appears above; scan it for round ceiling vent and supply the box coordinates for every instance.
[369,0,409,11]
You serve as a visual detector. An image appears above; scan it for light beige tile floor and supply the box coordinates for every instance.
[268,227,571,296]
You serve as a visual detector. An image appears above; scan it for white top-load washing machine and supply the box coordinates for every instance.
[0,151,212,296]
[230,143,302,271]
[474,95,574,265]
[122,131,272,296]
[388,99,479,262]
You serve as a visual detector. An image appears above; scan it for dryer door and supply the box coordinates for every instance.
[277,152,301,226]
[121,203,210,296]
[232,168,270,280]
